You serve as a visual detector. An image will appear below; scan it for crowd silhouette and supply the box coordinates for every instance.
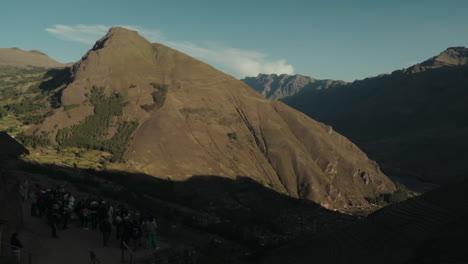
[19,180,159,261]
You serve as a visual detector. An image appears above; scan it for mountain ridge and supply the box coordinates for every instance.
[243,46,468,188]
[0,47,64,68]
[242,73,347,100]
[23,27,397,209]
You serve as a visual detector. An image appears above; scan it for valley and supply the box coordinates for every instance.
[0,15,467,263]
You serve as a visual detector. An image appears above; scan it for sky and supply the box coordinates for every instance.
[1,0,468,81]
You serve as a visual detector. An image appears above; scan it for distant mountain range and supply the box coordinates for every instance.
[242,74,346,100]
[0,28,396,209]
[243,47,468,189]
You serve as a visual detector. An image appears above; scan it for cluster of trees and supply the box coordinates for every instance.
[141,82,168,112]
[19,111,53,125]
[56,87,138,162]
[0,86,20,100]
[5,98,45,115]
[16,131,52,148]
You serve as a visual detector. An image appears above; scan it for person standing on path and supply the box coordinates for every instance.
[99,219,112,247]
[143,217,158,249]
[48,204,60,238]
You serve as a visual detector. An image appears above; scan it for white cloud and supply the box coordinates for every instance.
[45,24,294,78]
[45,24,108,44]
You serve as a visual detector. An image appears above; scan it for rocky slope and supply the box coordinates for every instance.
[242,73,346,100]
[0,48,64,68]
[245,47,468,188]
[27,27,396,209]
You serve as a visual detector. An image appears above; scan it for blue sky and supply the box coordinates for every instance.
[1,0,467,81]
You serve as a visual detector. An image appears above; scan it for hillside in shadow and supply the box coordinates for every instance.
[9,160,357,262]
[262,178,468,264]
[281,63,468,189]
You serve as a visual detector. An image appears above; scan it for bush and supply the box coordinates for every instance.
[227,132,238,140]
[141,83,168,112]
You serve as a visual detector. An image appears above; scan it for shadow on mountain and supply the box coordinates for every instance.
[282,64,468,189]
[262,178,468,264]
[10,160,356,260]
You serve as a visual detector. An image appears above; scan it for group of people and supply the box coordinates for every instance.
[18,180,160,262]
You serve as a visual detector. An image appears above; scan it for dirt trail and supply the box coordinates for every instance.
[20,203,162,264]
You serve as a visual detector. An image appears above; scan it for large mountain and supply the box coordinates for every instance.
[244,47,468,188]
[25,27,395,209]
[242,73,346,100]
[0,48,64,68]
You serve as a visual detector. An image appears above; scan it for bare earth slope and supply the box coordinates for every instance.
[0,48,64,68]
[35,27,395,209]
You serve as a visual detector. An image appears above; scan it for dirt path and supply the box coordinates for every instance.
[20,203,162,264]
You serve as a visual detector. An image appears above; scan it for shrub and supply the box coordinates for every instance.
[141,83,168,112]
[227,132,238,140]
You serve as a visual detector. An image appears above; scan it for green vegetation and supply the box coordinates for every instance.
[0,86,20,101]
[16,131,52,148]
[56,87,138,162]
[0,105,6,118]
[5,98,45,115]
[141,82,168,112]
[63,104,80,111]
[0,66,48,101]
[18,111,53,125]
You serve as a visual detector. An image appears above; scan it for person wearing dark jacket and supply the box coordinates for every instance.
[99,219,112,247]
[10,232,23,263]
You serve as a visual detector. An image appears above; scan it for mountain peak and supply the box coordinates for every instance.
[429,46,468,66]
[403,46,468,74]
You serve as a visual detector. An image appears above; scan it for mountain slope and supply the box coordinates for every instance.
[28,27,396,209]
[245,47,468,188]
[262,179,468,264]
[0,48,64,68]
[242,73,346,100]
